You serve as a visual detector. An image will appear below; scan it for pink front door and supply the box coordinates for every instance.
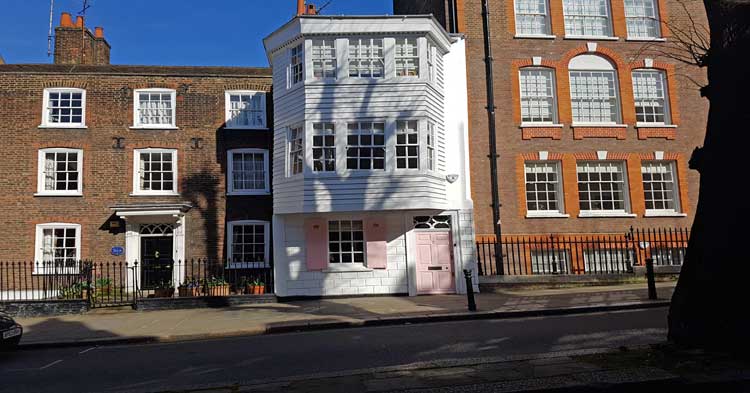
[415,231,455,294]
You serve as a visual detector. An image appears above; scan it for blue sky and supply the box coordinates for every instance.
[0,0,394,66]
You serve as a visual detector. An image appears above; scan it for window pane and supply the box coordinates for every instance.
[577,161,628,212]
[641,161,678,212]
[328,220,366,265]
[520,68,556,123]
[525,162,563,213]
[563,0,612,36]
[47,90,84,125]
[346,122,386,170]
[516,0,551,35]
[624,0,660,38]
[632,70,668,124]
[139,151,175,192]
[137,91,174,126]
[569,70,620,123]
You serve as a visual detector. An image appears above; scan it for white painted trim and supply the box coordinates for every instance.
[132,148,178,196]
[526,212,570,219]
[521,123,564,128]
[40,88,87,128]
[33,223,81,274]
[224,90,268,130]
[564,35,619,41]
[226,148,271,195]
[626,37,666,42]
[578,212,638,218]
[644,211,688,217]
[569,54,615,70]
[572,123,628,128]
[124,215,186,290]
[132,88,177,129]
[35,148,84,197]
[514,34,556,39]
[226,220,271,269]
[636,123,677,128]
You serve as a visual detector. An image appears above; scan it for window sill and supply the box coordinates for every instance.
[644,211,688,217]
[526,212,570,219]
[636,123,677,128]
[521,123,564,128]
[129,126,179,130]
[34,193,83,197]
[129,192,180,197]
[564,35,620,41]
[38,125,87,130]
[572,123,628,128]
[578,212,637,218]
[227,191,271,196]
[626,37,666,42]
[323,265,372,273]
[514,34,556,39]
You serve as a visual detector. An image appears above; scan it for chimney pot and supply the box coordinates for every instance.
[307,4,316,14]
[297,0,306,15]
[60,12,74,27]
[95,27,104,38]
[75,16,84,28]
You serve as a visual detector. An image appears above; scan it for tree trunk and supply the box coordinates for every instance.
[668,0,750,350]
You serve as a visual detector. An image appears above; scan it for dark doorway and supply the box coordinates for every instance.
[140,236,174,289]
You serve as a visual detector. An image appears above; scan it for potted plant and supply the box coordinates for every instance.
[247,278,266,295]
[206,277,230,297]
[178,277,202,297]
[154,280,175,298]
[94,277,113,297]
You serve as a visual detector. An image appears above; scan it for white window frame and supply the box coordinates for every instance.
[563,0,614,38]
[514,0,552,36]
[426,40,436,82]
[395,37,420,78]
[624,0,662,39]
[524,161,566,217]
[396,120,420,170]
[311,39,337,80]
[290,43,304,87]
[312,122,336,173]
[40,88,87,128]
[576,161,634,217]
[519,68,558,125]
[530,250,572,274]
[227,149,270,196]
[427,122,436,171]
[632,70,671,125]
[348,38,385,79]
[569,70,622,125]
[34,223,81,275]
[227,220,270,269]
[346,121,386,171]
[224,90,267,130]
[132,148,178,196]
[132,88,177,129]
[36,148,83,196]
[327,219,366,265]
[288,126,304,177]
[641,160,681,215]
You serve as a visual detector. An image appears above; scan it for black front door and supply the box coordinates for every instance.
[140,236,174,289]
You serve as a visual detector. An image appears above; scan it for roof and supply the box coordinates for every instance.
[0,64,272,78]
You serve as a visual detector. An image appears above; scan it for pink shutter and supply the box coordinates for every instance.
[305,218,328,271]
[365,218,387,269]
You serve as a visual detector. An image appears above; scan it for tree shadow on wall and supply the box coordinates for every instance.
[183,167,221,262]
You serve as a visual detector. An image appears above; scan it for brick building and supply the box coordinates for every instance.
[0,13,273,291]
[395,0,708,270]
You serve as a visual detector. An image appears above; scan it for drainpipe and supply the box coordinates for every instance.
[481,0,504,274]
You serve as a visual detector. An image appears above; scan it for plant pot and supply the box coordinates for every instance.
[207,284,230,297]
[81,289,89,300]
[178,287,201,297]
[246,285,266,295]
[154,288,175,298]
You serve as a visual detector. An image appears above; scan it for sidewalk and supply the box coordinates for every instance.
[15,282,675,348]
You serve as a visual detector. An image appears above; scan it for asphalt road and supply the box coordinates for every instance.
[0,308,668,393]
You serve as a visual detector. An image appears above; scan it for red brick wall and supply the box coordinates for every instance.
[0,67,273,262]
[449,0,708,236]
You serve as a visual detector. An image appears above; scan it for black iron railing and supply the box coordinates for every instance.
[477,227,690,276]
[0,259,273,303]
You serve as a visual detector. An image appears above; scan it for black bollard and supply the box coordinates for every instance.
[463,269,477,311]
[645,258,657,300]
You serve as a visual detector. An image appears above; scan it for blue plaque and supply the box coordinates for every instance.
[111,246,124,256]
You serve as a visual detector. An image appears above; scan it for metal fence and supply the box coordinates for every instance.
[477,227,690,276]
[0,259,274,305]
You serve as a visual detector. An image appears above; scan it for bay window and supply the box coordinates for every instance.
[396,120,419,169]
[312,122,336,172]
[290,44,304,86]
[288,126,304,176]
[395,37,419,77]
[346,122,385,170]
[348,38,385,78]
[312,39,337,79]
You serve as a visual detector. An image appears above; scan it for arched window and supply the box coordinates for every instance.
[568,54,621,124]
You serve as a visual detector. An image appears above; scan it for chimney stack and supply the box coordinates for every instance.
[53,11,111,66]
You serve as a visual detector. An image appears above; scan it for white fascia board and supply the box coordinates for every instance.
[263,18,304,62]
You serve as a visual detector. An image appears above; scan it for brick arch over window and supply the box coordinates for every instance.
[557,45,635,124]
